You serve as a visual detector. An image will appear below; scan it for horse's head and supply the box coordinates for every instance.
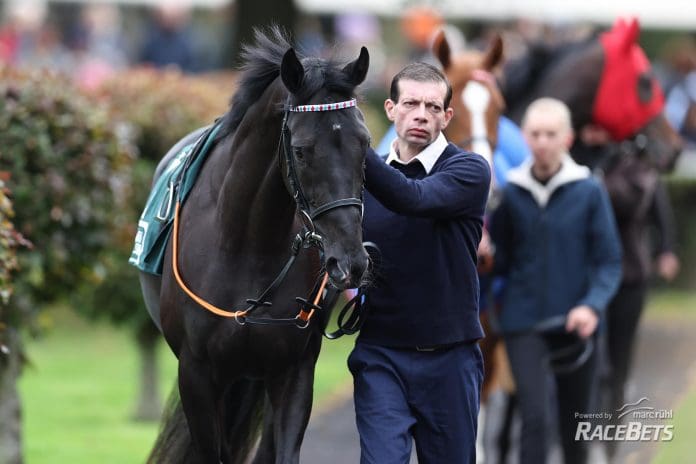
[432,30,505,170]
[278,47,371,289]
[592,17,683,171]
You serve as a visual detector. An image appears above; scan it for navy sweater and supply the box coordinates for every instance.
[359,144,491,347]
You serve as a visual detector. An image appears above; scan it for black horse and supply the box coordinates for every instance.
[139,27,370,463]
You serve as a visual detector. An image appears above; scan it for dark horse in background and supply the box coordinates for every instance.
[502,18,682,169]
[483,17,683,463]
[139,27,371,463]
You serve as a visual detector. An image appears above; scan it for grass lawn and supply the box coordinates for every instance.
[645,289,696,463]
[19,307,355,463]
[644,288,696,321]
[652,385,696,464]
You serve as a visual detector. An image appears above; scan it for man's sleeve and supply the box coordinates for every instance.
[578,181,623,313]
[364,147,491,219]
[649,179,678,255]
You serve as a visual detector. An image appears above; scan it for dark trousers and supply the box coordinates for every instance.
[504,331,598,464]
[601,283,647,458]
[604,283,647,412]
[348,341,483,464]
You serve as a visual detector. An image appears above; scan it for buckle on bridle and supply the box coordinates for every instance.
[234,313,247,326]
[303,230,323,248]
[298,209,315,233]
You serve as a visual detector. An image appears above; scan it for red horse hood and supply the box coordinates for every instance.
[593,18,665,141]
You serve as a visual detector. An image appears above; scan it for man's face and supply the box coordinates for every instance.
[385,79,453,152]
[523,111,573,169]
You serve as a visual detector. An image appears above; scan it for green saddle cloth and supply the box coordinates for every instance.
[129,123,221,275]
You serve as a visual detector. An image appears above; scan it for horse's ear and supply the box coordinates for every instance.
[624,17,640,48]
[432,30,451,70]
[281,48,304,94]
[342,47,370,87]
[613,17,640,52]
[481,34,504,71]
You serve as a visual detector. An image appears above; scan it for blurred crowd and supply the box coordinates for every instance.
[0,2,694,147]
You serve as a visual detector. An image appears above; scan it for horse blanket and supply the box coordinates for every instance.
[129,123,221,275]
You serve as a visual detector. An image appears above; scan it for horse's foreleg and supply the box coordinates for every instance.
[266,357,316,464]
[178,347,223,464]
[251,398,275,464]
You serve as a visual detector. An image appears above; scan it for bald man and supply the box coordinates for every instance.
[489,98,622,464]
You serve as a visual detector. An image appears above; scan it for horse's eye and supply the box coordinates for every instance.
[637,73,654,104]
[293,146,304,159]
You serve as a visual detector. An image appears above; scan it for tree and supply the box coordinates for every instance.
[0,174,29,464]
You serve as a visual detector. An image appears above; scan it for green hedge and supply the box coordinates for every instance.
[76,69,231,325]
[0,67,136,328]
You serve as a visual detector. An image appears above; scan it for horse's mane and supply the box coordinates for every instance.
[217,26,358,141]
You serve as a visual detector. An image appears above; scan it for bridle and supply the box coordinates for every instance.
[171,97,366,332]
[280,97,364,245]
[593,128,674,177]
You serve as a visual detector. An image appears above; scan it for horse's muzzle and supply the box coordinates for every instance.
[325,250,369,290]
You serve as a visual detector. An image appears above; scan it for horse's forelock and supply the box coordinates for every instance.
[217,30,360,141]
[292,58,359,104]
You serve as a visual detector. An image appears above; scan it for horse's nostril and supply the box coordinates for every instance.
[326,257,348,283]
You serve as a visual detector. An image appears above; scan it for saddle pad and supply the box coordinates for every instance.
[129,123,221,275]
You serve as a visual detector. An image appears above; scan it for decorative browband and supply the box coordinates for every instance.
[288,98,357,113]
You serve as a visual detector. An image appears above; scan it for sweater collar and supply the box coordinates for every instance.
[385,132,448,174]
[506,153,591,207]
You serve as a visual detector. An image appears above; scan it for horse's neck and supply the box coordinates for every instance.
[214,87,296,255]
[505,41,603,127]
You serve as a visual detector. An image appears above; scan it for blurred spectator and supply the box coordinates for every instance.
[659,36,696,144]
[666,72,696,144]
[138,5,197,72]
[72,4,129,90]
[334,12,386,91]
[0,0,72,72]
[297,16,327,57]
[1,0,46,64]
[490,98,622,464]
[400,5,444,61]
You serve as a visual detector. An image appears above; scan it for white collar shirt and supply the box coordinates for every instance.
[384,132,449,175]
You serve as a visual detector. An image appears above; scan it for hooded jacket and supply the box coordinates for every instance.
[490,154,622,334]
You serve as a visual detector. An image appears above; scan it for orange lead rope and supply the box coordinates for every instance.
[172,201,328,324]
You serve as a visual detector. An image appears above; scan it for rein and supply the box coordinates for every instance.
[171,97,363,329]
[172,201,328,328]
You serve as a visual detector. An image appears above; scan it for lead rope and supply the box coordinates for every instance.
[171,201,328,325]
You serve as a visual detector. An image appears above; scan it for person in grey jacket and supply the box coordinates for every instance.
[489,98,622,464]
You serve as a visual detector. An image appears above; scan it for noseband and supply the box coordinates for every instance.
[280,97,363,244]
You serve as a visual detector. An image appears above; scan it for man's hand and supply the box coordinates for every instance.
[656,251,680,282]
[565,305,598,339]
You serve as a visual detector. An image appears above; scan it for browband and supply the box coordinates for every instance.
[287,98,357,113]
